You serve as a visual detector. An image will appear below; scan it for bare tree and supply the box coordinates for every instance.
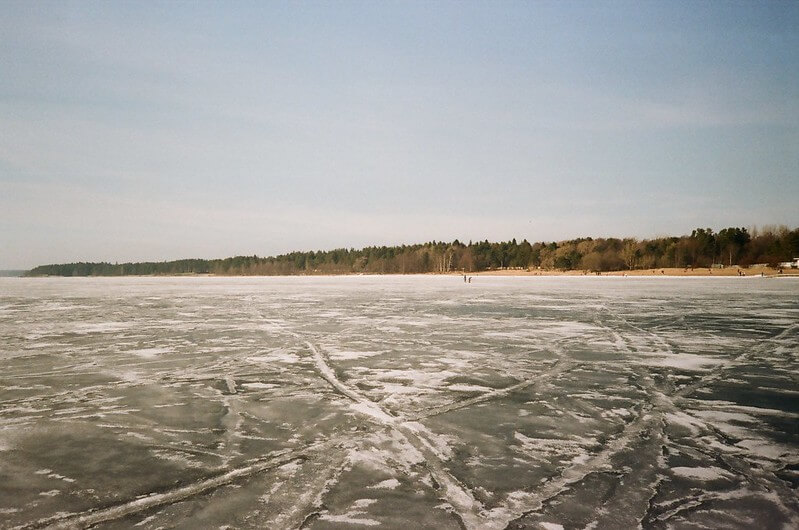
[622,240,639,270]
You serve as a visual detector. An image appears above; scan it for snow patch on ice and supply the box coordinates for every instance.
[318,513,381,526]
[645,353,727,371]
[609,408,633,418]
[241,382,277,390]
[39,489,61,496]
[278,460,302,473]
[74,322,131,334]
[248,350,301,364]
[327,349,385,361]
[352,498,378,509]
[129,347,172,358]
[134,514,159,527]
[403,421,457,461]
[349,402,396,423]
[513,432,594,464]
[447,383,493,393]
[735,439,792,460]
[369,478,400,490]
[671,466,734,481]
[664,411,705,435]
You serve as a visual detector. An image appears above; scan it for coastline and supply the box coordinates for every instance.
[471,266,798,278]
[13,266,799,279]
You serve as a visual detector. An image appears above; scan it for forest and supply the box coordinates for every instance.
[26,226,799,276]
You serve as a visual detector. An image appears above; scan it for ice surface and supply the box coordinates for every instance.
[0,275,797,529]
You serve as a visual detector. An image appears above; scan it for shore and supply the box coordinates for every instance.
[15,266,799,279]
[470,266,799,277]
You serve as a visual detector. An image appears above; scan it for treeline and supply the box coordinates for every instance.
[26,225,799,277]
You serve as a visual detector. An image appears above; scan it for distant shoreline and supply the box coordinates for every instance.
[473,266,799,278]
[14,266,799,279]
[21,227,799,278]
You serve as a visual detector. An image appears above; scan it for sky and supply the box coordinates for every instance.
[1,1,798,269]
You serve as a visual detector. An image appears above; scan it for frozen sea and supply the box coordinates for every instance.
[0,276,797,529]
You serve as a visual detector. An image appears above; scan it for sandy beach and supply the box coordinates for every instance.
[468,266,799,277]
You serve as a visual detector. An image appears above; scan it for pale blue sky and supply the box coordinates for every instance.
[1,1,797,269]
